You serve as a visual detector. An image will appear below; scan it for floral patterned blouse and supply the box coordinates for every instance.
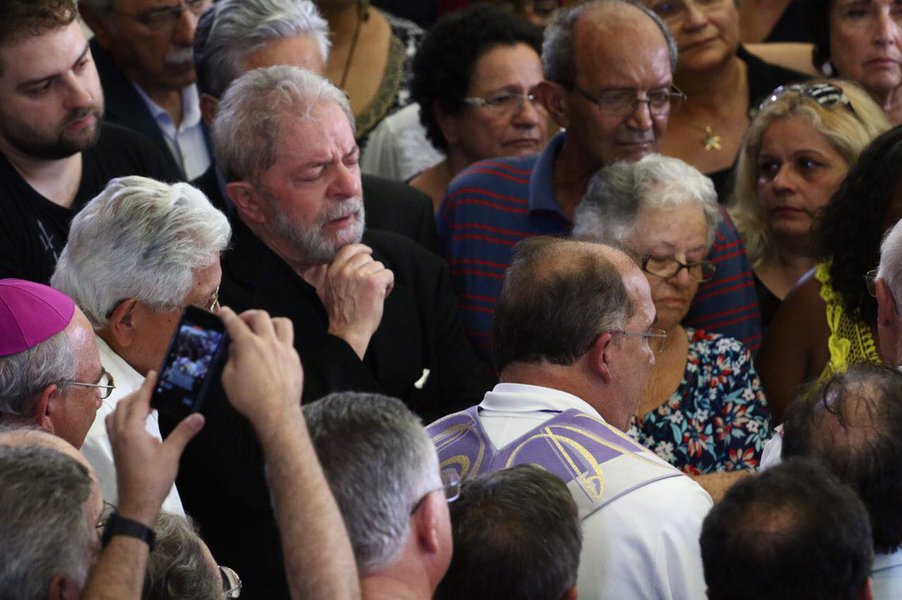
[628,328,772,475]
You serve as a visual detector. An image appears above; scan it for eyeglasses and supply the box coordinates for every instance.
[610,328,668,354]
[410,470,462,515]
[646,0,731,22]
[219,565,241,598]
[571,84,686,117]
[463,90,541,115]
[65,368,116,400]
[866,269,880,298]
[643,255,717,283]
[114,0,211,31]
[758,82,857,116]
[198,286,220,312]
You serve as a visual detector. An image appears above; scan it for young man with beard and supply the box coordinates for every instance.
[0,0,179,284]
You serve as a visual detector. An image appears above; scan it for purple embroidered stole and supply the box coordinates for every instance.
[428,407,683,519]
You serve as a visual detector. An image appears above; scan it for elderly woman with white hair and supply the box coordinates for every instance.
[573,155,772,494]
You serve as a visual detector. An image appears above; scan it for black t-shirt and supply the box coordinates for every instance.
[0,123,181,283]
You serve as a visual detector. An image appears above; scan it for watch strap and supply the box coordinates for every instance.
[102,512,156,551]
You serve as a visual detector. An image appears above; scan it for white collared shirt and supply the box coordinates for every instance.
[133,82,210,180]
[81,335,185,515]
[470,383,712,600]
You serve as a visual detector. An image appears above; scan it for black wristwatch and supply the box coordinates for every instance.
[102,512,156,551]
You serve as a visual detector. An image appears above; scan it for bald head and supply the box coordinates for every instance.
[493,237,640,372]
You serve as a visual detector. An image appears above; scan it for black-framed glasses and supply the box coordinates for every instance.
[642,255,717,283]
[610,328,668,354]
[571,84,686,117]
[114,0,211,31]
[463,90,542,115]
[219,565,241,598]
[410,470,462,515]
[759,82,857,116]
[65,368,116,400]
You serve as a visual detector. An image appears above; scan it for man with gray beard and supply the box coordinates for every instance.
[173,64,487,597]
[210,65,488,417]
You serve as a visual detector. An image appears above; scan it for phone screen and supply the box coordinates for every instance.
[151,306,228,419]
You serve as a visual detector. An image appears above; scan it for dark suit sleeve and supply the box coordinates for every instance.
[420,251,494,421]
[299,334,386,403]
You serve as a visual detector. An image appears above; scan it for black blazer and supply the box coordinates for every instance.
[91,39,211,179]
[166,226,490,598]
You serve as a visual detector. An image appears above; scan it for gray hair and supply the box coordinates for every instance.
[51,176,231,329]
[573,154,721,250]
[880,219,902,305]
[0,445,95,600]
[144,513,220,600]
[194,0,330,98]
[303,392,441,575]
[213,65,354,185]
[0,329,75,420]
[543,0,677,88]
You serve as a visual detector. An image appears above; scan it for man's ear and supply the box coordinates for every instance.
[413,491,444,556]
[587,333,614,384]
[34,385,58,433]
[433,102,459,148]
[226,181,267,225]
[534,81,571,129]
[200,93,219,127]
[80,8,114,49]
[859,576,873,600]
[48,573,80,600]
[561,587,579,600]
[876,279,897,326]
[106,298,138,348]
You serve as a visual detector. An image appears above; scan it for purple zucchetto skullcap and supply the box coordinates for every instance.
[0,279,75,357]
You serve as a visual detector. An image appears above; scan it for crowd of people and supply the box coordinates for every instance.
[2,0,902,598]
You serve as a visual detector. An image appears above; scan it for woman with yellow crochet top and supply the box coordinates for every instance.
[757,125,902,423]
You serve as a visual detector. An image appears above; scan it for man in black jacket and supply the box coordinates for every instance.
[166,65,489,598]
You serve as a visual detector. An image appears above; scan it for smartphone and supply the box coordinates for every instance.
[150,305,229,420]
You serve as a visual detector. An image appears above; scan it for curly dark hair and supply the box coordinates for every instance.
[410,4,543,153]
[801,0,831,72]
[815,125,902,325]
[0,0,77,75]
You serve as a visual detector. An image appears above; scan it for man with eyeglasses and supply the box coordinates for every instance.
[51,175,230,515]
[304,391,456,600]
[437,0,762,373]
[0,0,180,285]
[0,279,104,450]
[428,237,712,600]
[80,0,213,180]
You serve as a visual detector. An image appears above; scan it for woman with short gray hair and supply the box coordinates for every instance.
[574,154,771,498]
